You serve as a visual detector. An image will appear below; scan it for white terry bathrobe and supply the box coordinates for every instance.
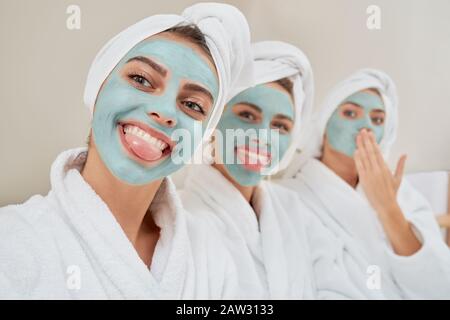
[0,149,238,299]
[0,3,255,299]
[180,42,365,300]
[280,69,450,299]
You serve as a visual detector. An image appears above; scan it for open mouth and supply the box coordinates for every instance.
[235,145,272,172]
[117,120,174,165]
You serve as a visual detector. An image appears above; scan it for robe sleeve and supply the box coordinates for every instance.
[385,182,450,299]
[0,206,42,299]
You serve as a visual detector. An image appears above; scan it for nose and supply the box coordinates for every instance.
[148,111,177,128]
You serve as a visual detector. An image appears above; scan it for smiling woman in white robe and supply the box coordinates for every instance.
[0,3,254,299]
[280,68,450,299]
[180,41,364,300]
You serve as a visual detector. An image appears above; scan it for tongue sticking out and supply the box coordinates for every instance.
[124,132,162,161]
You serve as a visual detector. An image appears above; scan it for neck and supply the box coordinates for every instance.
[212,163,256,203]
[81,144,162,244]
[320,146,359,188]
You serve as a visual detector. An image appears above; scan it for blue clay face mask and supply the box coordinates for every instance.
[216,83,294,186]
[92,36,219,185]
[325,90,385,158]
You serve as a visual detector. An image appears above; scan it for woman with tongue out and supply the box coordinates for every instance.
[180,41,364,299]
[0,3,254,299]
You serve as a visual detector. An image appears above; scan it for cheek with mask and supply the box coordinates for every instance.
[92,39,219,185]
[216,84,294,186]
[325,91,385,158]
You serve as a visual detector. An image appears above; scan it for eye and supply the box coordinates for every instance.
[271,121,291,134]
[371,116,385,125]
[129,74,153,89]
[343,110,357,118]
[182,100,206,115]
[238,111,257,122]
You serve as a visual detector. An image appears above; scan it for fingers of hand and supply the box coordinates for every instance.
[356,129,375,171]
[354,149,366,175]
[394,154,407,182]
[367,130,386,168]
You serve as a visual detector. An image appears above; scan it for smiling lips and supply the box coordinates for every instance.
[118,121,173,163]
[235,145,271,172]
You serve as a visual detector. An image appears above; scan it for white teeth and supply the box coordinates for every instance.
[237,148,270,165]
[123,125,168,151]
[247,151,259,164]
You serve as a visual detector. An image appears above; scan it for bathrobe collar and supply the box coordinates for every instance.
[50,148,189,299]
[186,163,260,246]
[298,158,400,297]
[184,164,310,298]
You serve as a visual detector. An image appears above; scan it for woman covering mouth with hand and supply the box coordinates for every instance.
[281,69,450,299]
[180,42,364,299]
[0,3,254,299]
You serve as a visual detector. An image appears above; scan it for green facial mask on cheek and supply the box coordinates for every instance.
[325,91,385,157]
[217,84,294,186]
[92,39,219,185]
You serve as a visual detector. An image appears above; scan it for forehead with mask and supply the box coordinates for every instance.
[91,25,220,185]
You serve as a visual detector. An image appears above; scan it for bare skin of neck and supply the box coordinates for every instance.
[212,163,257,207]
[320,136,359,188]
[81,141,162,267]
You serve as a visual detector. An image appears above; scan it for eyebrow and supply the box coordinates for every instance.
[126,56,167,77]
[345,102,385,113]
[239,102,262,113]
[182,83,214,103]
[273,114,294,122]
[344,102,363,109]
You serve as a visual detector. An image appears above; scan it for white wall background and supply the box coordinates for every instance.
[1,0,449,205]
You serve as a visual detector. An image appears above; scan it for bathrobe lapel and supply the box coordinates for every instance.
[254,181,311,298]
[297,158,402,298]
[52,149,189,299]
[183,164,312,299]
